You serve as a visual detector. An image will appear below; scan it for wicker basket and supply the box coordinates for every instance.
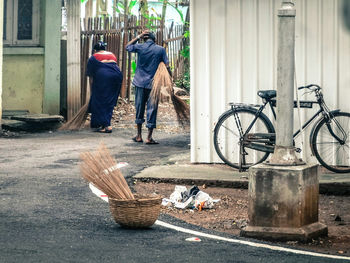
[109,194,162,228]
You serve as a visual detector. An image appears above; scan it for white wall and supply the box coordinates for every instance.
[190,0,350,164]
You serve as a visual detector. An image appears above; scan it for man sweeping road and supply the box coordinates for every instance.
[126,30,171,144]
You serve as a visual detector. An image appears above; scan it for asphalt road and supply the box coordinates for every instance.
[0,128,348,263]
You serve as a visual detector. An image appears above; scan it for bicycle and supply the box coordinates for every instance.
[213,84,350,173]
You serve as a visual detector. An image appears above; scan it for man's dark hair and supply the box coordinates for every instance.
[143,31,156,41]
[93,41,107,51]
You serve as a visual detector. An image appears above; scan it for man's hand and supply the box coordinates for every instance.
[127,30,150,47]
[138,30,150,40]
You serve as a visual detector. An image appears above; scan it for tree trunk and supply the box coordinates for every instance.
[85,0,93,18]
[139,0,149,29]
[113,0,119,18]
[160,0,167,45]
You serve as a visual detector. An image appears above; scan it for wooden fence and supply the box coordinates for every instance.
[80,16,186,102]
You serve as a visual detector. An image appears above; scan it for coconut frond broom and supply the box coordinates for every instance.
[59,100,90,131]
[150,62,190,125]
[80,143,134,200]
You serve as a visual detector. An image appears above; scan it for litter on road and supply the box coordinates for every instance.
[185,237,201,242]
[162,185,220,210]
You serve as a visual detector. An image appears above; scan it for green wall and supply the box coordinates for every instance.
[2,0,61,116]
[3,54,44,113]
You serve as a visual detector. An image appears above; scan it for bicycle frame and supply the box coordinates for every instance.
[234,88,344,154]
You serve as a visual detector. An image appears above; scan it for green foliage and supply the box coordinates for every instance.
[184,30,190,38]
[157,0,184,23]
[114,0,137,15]
[128,0,138,13]
[144,15,162,30]
[180,45,190,59]
[131,60,137,75]
[174,67,190,92]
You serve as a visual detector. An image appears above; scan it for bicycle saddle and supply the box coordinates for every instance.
[257,90,276,100]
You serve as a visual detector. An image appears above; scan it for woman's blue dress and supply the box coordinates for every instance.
[86,56,123,128]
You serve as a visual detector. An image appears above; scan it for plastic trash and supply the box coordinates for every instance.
[181,185,200,202]
[174,196,194,209]
[194,191,214,210]
[185,237,201,242]
[169,185,187,202]
[164,185,220,210]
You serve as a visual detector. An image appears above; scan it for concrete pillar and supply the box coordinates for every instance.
[43,0,62,115]
[240,1,327,242]
[0,0,3,132]
[241,163,327,242]
[268,1,302,165]
[66,0,81,120]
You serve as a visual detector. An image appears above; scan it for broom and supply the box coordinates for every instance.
[80,143,134,200]
[59,100,90,131]
[150,62,190,125]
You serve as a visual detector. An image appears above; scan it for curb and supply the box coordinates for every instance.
[135,177,350,196]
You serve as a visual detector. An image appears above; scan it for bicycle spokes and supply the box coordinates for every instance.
[312,112,350,173]
[326,116,348,144]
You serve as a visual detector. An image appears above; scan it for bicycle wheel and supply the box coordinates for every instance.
[311,111,350,173]
[213,107,275,170]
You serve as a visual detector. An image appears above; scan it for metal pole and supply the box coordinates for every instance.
[269,1,303,165]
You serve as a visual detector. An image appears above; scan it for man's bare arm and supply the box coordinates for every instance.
[126,30,149,47]
[126,35,141,47]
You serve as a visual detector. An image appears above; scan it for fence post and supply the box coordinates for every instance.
[121,0,129,99]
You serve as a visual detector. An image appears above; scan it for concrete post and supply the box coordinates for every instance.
[268,1,303,165]
[43,0,62,115]
[240,1,327,242]
[66,0,81,120]
[0,0,3,133]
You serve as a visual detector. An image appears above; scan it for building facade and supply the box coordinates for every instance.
[2,0,61,115]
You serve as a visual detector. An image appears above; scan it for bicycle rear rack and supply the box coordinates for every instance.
[229,102,262,108]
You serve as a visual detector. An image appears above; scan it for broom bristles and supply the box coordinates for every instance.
[80,143,134,200]
[172,94,190,125]
[59,101,89,131]
[150,62,190,125]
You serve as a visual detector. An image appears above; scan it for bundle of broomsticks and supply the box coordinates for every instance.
[80,143,134,200]
[59,101,90,131]
[150,62,190,125]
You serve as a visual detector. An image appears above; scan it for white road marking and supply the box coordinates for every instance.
[155,220,350,261]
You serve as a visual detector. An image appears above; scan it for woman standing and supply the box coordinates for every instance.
[87,41,123,133]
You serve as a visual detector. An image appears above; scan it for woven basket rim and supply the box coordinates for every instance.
[109,194,162,202]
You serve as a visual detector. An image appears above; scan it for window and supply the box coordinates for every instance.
[3,0,40,46]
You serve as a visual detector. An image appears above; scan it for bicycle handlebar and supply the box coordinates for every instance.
[298,84,321,91]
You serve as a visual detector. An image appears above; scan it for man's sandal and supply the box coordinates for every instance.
[145,138,159,145]
[132,136,143,143]
[96,127,112,133]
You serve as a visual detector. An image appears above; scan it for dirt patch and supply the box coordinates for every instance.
[133,181,350,256]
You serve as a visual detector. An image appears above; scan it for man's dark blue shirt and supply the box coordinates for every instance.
[126,39,169,89]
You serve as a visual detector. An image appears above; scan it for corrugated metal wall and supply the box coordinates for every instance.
[190,0,350,164]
